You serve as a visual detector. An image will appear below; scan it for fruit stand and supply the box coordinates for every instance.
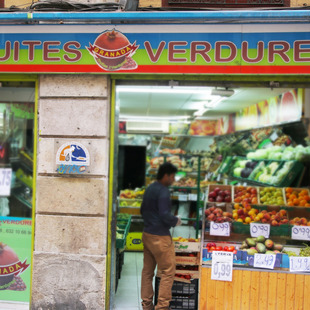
[199,184,310,310]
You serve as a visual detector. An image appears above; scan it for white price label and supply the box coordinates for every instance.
[211,251,233,282]
[250,223,270,238]
[253,253,276,269]
[291,226,310,241]
[210,222,230,237]
[178,194,188,201]
[0,168,12,196]
[289,257,310,272]
[188,194,197,201]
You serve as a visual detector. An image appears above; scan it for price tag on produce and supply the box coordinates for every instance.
[211,251,233,281]
[250,223,270,238]
[210,221,230,237]
[178,194,188,201]
[0,168,12,196]
[253,253,276,269]
[289,257,310,272]
[188,194,197,201]
[291,226,310,241]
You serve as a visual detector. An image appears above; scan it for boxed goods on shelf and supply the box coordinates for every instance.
[173,238,200,253]
[175,252,200,266]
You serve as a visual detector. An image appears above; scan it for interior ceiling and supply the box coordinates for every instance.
[117,85,291,120]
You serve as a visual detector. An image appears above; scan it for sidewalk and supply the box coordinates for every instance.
[0,301,29,310]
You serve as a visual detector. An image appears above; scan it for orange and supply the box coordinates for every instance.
[287,201,294,206]
[304,195,310,202]
[305,203,310,207]
[299,200,307,206]
[293,198,300,206]
[289,194,297,200]
[300,190,309,196]
[286,187,293,193]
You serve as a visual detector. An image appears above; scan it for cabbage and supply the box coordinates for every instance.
[233,167,243,177]
[295,144,305,150]
[282,151,295,160]
[246,152,255,160]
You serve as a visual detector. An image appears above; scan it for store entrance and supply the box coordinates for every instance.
[111,79,310,310]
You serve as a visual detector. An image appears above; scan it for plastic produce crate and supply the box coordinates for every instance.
[232,221,290,236]
[154,277,199,310]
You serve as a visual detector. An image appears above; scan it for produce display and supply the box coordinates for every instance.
[234,186,258,204]
[204,206,233,223]
[159,148,186,155]
[239,236,284,255]
[172,177,196,187]
[232,159,258,179]
[119,188,145,199]
[289,217,310,226]
[259,187,285,206]
[208,186,232,203]
[205,242,236,253]
[232,203,259,224]
[247,145,310,162]
[285,187,310,207]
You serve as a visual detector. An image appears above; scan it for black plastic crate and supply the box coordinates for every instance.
[170,296,197,310]
[154,277,198,310]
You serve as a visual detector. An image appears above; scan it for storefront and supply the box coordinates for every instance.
[0,9,310,309]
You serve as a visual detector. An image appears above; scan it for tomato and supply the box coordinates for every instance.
[224,246,228,251]
[228,246,235,252]
[206,246,210,251]
[207,243,212,247]
[215,246,223,251]
[210,246,216,251]
[233,249,238,254]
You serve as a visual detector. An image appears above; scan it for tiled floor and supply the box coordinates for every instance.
[113,251,144,310]
[113,226,197,310]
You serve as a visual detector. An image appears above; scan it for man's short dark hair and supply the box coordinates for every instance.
[156,162,178,180]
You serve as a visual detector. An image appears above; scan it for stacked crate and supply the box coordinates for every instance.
[154,239,200,310]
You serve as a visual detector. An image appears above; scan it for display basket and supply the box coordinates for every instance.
[233,185,259,204]
[217,156,234,175]
[258,187,286,206]
[284,187,310,207]
[274,161,304,187]
[206,184,233,204]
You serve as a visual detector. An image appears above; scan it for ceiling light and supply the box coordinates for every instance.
[211,88,235,97]
[117,86,212,95]
[119,115,191,122]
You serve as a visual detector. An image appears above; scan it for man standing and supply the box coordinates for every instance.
[140,162,181,310]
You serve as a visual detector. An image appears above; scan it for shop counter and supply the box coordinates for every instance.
[199,266,310,310]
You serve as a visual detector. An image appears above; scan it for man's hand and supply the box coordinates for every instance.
[176,215,182,226]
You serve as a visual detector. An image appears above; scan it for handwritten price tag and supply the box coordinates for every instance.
[211,251,233,282]
[210,222,230,237]
[0,168,12,196]
[253,254,276,269]
[290,257,310,272]
[291,226,310,241]
[250,223,270,238]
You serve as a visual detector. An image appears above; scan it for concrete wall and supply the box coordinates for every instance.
[31,74,110,310]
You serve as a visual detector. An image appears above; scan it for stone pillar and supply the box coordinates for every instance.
[31,74,110,310]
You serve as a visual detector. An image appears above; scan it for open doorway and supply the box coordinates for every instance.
[112,81,308,310]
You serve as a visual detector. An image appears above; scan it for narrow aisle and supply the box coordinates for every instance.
[114,252,143,310]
